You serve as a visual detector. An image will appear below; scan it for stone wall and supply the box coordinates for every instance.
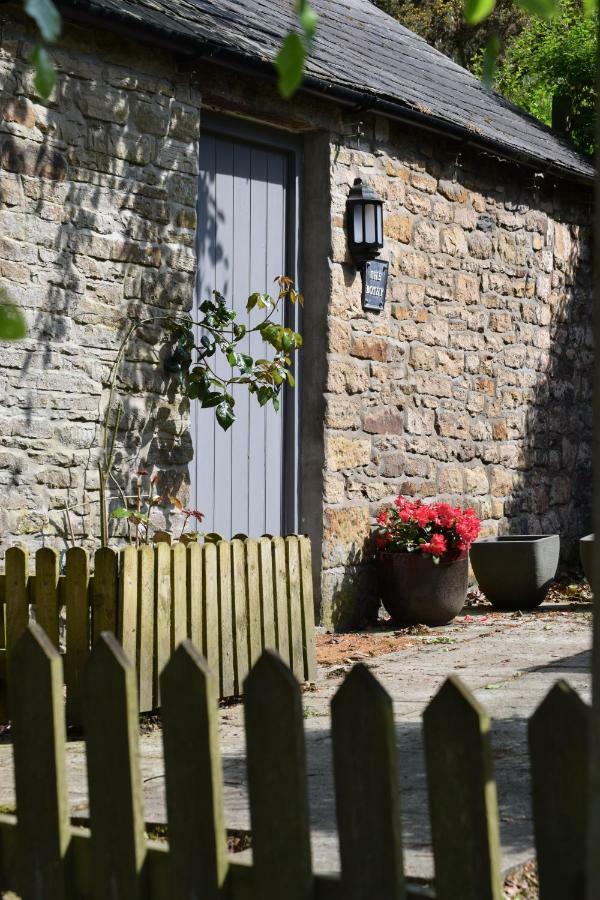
[0,9,200,552]
[0,15,592,626]
[321,118,593,628]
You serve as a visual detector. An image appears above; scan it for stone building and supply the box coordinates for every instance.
[0,0,593,628]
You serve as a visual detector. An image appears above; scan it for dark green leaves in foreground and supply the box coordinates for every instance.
[465,0,497,25]
[24,0,61,42]
[0,291,27,341]
[23,0,62,99]
[466,0,597,25]
[30,44,57,98]
[276,0,317,99]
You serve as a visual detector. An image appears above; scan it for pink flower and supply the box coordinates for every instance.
[420,533,447,557]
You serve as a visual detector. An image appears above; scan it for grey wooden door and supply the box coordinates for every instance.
[192,120,300,538]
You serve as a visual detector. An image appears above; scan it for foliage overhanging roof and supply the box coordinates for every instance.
[61,0,594,182]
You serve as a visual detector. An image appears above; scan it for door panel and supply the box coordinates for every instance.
[193,126,297,538]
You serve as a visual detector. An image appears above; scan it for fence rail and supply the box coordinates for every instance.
[0,624,589,900]
[0,536,316,724]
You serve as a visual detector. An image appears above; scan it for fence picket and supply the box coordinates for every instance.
[119,547,138,666]
[231,540,249,695]
[203,542,220,679]
[423,676,502,900]
[217,541,235,697]
[161,641,228,899]
[187,543,203,651]
[272,538,290,666]
[171,543,187,651]
[299,537,317,683]
[332,665,406,900]
[64,547,90,726]
[83,633,146,900]
[9,624,69,899]
[34,547,60,648]
[258,537,276,650]
[529,680,589,900]
[154,543,171,707]
[137,546,155,712]
[286,537,304,682]
[92,547,118,641]
[5,547,29,663]
[244,651,312,900]
[245,540,262,668]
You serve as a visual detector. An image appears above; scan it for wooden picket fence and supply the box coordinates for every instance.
[0,536,316,725]
[0,623,589,900]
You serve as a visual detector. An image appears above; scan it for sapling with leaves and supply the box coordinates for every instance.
[95,276,303,547]
[165,275,303,431]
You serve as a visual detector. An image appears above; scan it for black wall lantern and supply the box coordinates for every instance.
[347,178,389,312]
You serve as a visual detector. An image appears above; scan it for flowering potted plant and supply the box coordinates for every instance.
[374,497,481,626]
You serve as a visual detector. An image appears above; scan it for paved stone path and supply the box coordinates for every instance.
[0,604,591,887]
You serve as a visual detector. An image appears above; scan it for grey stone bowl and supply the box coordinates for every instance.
[580,533,594,589]
[470,535,560,610]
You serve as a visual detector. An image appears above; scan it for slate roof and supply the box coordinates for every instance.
[62,0,594,182]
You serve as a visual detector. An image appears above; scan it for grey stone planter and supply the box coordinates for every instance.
[579,534,594,589]
[470,535,559,610]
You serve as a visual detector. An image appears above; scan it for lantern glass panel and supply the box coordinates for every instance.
[353,205,363,245]
[377,205,383,244]
[364,203,376,244]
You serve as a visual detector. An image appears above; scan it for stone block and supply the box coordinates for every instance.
[438,465,464,493]
[362,406,403,435]
[455,273,480,305]
[468,231,493,259]
[385,214,412,243]
[413,220,439,252]
[325,436,372,471]
[464,466,489,495]
[440,225,468,256]
[489,466,514,497]
[379,450,405,477]
[405,407,435,435]
[438,180,468,203]
[322,505,371,568]
[325,397,361,430]
[350,334,391,362]
[327,360,370,394]
[320,563,380,630]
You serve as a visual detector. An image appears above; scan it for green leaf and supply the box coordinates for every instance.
[464,0,496,25]
[582,0,597,16]
[200,391,225,409]
[216,400,235,431]
[297,0,318,40]
[287,372,296,388]
[24,0,61,42]
[246,292,260,311]
[275,32,306,99]
[516,0,559,16]
[0,303,27,340]
[30,44,57,99]
[256,386,272,407]
[272,396,280,412]
[481,33,501,87]
[111,507,132,520]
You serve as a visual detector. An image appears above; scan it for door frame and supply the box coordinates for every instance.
[193,112,303,536]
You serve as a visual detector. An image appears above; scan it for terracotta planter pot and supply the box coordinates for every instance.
[377,551,468,626]
[470,535,559,610]
[580,534,594,589]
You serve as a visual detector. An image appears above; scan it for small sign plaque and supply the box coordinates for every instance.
[362,259,389,311]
